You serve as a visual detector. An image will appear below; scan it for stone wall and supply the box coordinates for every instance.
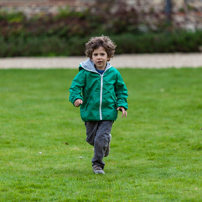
[0,0,78,16]
[1,0,202,15]
[1,0,202,30]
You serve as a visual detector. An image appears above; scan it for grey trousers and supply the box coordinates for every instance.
[85,121,113,169]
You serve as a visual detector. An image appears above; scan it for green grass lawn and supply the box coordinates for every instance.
[0,68,202,202]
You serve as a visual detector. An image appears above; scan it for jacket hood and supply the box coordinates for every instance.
[79,58,111,72]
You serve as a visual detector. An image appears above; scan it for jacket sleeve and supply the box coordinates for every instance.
[115,70,128,110]
[69,70,85,106]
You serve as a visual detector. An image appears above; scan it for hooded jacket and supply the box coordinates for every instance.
[69,59,128,122]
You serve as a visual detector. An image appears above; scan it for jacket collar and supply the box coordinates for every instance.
[79,58,111,73]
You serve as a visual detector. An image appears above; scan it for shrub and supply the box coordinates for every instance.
[1,31,202,57]
[1,1,202,57]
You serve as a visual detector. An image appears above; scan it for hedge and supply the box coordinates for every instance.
[1,1,202,57]
[1,31,202,57]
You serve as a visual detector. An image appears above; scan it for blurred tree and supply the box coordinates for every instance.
[165,0,172,25]
[184,0,188,12]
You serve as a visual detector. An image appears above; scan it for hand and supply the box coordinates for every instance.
[74,99,83,107]
[117,106,127,118]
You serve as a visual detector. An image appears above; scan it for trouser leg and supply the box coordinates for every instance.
[85,121,113,169]
[85,121,98,146]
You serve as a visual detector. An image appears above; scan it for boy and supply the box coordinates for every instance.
[69,36,128,174]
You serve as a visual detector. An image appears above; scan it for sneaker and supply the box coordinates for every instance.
[104,134,112,157]
[93,165,105,174]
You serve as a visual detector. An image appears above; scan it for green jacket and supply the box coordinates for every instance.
[69,59,128,122]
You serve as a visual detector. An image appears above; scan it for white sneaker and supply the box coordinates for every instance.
[93,165,105,174]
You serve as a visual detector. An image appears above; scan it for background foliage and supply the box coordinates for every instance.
[1,0,202,57]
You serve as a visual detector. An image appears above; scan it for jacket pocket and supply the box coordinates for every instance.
[81,92,100,121]
[102,92,116,109]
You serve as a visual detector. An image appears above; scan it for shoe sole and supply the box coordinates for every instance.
[94,170,105,174]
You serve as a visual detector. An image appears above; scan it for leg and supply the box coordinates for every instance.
[92,121,113,169]
[85,121,99,146]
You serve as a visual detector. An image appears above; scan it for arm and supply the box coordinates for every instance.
[115,70,128,117]
[69,70,85,107]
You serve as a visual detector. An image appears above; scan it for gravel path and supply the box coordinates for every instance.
[1,53,202,69]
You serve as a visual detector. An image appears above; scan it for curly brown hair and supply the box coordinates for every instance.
[85,35,116,60]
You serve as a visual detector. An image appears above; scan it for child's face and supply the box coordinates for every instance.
[91,46,110,70]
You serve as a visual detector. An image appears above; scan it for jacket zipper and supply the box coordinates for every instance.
[95,67,111,120]
[100,74,103,120]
